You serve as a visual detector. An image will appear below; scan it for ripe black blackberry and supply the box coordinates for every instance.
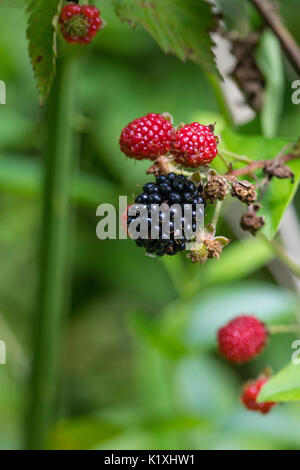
[127,173,205,257]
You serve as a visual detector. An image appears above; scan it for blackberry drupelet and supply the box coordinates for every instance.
[127,173,205,257]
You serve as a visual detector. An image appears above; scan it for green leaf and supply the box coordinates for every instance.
[0,153,117,206]
[0,0,24,8]
[174,357,238,417]
[214,0,251,34]
[220,129,300,240]
[27,0,62,104]
[258,360,300,403]
[256,30,284,138]
[112,0,219,74]
[50,417,122,450]
[199,236,274,287]
[184,282,296,349]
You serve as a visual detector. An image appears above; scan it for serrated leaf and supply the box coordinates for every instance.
[220,129,300,240]
[27,0,62,105]
[258,360,300,403]
[112,0,219,75]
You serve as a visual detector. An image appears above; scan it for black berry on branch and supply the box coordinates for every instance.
[119,113,174,161]
[127,173,205,257]
[171,122,218,168]
[241,377,276,414]
[59,4,103,45]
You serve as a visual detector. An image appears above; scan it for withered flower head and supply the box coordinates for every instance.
[240,203,265,236]
[187,224,230,263]
[204,172,228,204]
[263,161,294,183]
[231,179,257,205]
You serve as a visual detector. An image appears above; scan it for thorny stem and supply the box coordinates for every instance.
[269,324,300,335]
[250,0,300,75]
[226,151,300,178]
[26,56,79,449]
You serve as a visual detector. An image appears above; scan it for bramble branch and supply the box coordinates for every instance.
[226,152,299,179]
[250,0,300,75]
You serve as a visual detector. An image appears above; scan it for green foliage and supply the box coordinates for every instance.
[50,417,122,450]
[221,129,300,239]
[112,0,219,74]
[257,30,284,138]
[26,0,62,104]
[183,282,296,349]
[197,237,275,287]
[258,360,300,403]
[2,0,300,452]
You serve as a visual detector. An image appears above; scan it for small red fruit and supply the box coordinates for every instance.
[218,315,267,363]
[119,113,174,161]
[59,3,103,45]
[171,122,218,168]
[241,377,276,414]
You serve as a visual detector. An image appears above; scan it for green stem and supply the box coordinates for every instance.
[26,55,79,450]
[269,324,300,334]
[211,200,223,229]
[219,148,252,165]
[217,151,231,171]
[162,257,187,299]
[206,73,234,127]
[260,233,300,279]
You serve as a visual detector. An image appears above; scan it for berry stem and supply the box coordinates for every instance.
[250,0,300,75]
[211,200,223,229]
[260,232,300,279]
[162,257,188,299]
[217,150,232,171]
[269,324,300,335]
[219,148,253,165]
[205,73,234,127]
[25,54,79,450]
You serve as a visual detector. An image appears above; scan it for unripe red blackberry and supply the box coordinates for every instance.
[241,378,276,414]
[59,4,103,45]
[171,123,218,168]
[218,315,267,363]
[119,113,174,161]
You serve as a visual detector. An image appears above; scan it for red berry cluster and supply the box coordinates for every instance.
[241,378,276,415]
[218,315,267,364]
[171,123,218,168]
[119,113,218,167]
[120,113,173,161]
[59,3,103,45]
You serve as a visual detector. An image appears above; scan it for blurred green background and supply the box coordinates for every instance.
[1,1,300,450]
